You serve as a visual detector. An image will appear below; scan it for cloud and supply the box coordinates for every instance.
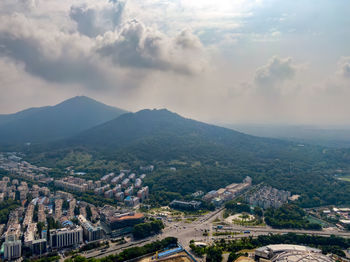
[0,13,148,94]
[96,19,206,74]
[70,0,126,37]
[0,14,97,85]
[0,0,36,14]
[0,0,350,126]
[254,56,297,87]
[338,57,350,79]
[0,9,207,97]
[0,56,74,113]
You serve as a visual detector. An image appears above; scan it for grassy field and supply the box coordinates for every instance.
[338,176,350,182]
[307,215,330,227]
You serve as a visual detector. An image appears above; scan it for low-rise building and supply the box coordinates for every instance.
[24,223,37,247]
[55,177,88,192]
[101,173,115,183]
[115,192,124,201]
[170,200,201,210]
[121,178,130,188]
[125,186,134,196]
[101,212,144,231]
[246,186,291,209]
[128,173,136,181]
[135,178,142,189]
[124,196,140,207]
[104,189,114,198]
[77,215,104,242]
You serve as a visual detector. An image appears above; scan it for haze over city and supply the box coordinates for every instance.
[1,0,349,125]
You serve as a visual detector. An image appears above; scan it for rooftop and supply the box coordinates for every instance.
[109,213,144,222]
[256,244,320,253]
[272,250,334,262]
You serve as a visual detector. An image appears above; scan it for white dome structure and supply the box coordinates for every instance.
[272,250,334,262]
[255,244,335,262]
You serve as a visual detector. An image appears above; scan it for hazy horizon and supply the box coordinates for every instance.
[3,95,350,130]
[0,0,349,125]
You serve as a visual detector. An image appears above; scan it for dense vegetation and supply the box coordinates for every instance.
[132,220,164,239]
[0,199,20,224]
[47,217,61,230]
[28,252,60,262]
[225,202,251,213]
[264,204,321,230]
[65,237,178,262]
[79,242,109,252]
[205,246,223,262]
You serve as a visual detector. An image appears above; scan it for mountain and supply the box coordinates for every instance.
[0,107,49,126]
[0,96,127,144]
[26,108,350,207]
[65,109,322,163]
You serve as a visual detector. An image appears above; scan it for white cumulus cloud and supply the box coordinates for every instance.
[254,56,297,88]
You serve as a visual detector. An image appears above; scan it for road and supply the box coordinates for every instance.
[82,207,350,260]
[83,209,225,260]
[84,238,152,259]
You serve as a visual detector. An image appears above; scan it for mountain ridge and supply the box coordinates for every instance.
[0,96,128,144]
[59,107,302,164]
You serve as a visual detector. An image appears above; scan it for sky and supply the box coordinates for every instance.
[0,0,349,125]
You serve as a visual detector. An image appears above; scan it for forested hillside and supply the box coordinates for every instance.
[23,108,350,207]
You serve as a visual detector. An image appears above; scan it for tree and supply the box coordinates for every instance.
[33,204,39,222]
[37,222,45,236]
[254,207,263,217]
[225,202,250,213]
[0,199,20,224]
[74,206,80,216]
[86,206,92,220]
[132,220,164,239]
[62,200,69,210]
[189,243,205,257]
[264,204,322,230]
[228,252,242,262]
[206,246,222,262]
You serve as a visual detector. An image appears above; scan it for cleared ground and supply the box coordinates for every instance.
[225,213,255,224]
[235,257,254,262]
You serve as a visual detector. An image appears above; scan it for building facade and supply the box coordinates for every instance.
[50,226,83,249]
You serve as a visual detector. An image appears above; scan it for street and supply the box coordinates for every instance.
[81,208,350,261]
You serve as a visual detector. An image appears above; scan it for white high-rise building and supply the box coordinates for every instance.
[3,225,22,261]
[4,240,22,260]
[50,226,83,249]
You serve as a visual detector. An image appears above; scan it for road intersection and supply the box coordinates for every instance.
[83,208,350,260]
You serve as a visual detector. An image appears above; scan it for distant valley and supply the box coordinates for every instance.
[227,124,350,148]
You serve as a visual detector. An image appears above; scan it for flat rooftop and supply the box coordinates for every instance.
[109,213,144,222]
